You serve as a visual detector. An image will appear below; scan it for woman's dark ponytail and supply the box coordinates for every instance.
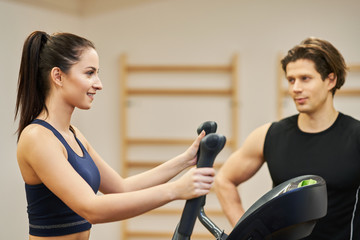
[15,31,49,140]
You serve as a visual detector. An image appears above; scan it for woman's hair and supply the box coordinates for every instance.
[281,37,347,96]
[15,31,95,140]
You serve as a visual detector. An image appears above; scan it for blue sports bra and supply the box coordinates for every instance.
[25,119,100,236]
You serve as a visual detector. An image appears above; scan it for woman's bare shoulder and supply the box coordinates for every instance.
[17,123,65,166]
[17,123,65,184]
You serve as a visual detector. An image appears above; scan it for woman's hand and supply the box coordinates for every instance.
[171,167,215,200]
[180,130,206,168]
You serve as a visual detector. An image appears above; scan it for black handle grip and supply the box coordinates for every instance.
[196,121,217,159]
[172,121,220,240]
[197,133,226,167]
[177,133,226,237]
[197,121,217,135]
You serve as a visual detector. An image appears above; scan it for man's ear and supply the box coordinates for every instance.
[50,67,63,87]
[327,73,337,90]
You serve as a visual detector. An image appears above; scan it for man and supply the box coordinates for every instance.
[215,37,360,239]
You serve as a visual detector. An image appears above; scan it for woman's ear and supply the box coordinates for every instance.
[50,67,63,87]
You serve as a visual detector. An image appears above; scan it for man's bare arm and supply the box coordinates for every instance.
[214,123,271,226]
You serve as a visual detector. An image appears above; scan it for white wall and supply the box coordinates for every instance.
[0,1,82,239]
[1,0,360,239]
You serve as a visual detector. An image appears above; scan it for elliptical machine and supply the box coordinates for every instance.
[172,121,327,240]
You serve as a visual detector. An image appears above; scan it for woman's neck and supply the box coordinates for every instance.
[38,97,74,134]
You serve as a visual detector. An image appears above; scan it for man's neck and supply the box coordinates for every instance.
[298,107,339,133]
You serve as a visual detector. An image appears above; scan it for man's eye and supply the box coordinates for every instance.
[302,76,310,81]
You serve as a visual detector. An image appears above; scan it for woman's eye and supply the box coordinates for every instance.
[86,71,94,76]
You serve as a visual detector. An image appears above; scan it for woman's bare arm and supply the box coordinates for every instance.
[17,126,214,224]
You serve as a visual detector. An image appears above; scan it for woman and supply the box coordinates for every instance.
[15,31,215,240]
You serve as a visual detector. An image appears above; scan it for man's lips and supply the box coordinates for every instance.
[294,97,307,104]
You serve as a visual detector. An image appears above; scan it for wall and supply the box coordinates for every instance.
[0,1,82,239]
[1,0,360,239]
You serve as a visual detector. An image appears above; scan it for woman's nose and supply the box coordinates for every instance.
[93,76,103,90]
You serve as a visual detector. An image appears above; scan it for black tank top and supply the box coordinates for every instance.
[25,119,100,236]
[264,113,360,240]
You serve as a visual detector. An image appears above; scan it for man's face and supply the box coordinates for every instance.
[285,59,335,115]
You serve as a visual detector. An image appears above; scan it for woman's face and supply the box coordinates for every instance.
[61,47,102,110]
